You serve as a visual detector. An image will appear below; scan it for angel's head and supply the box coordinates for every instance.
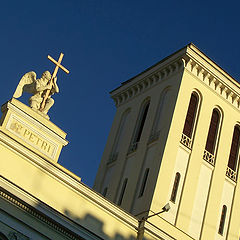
[42,71,51,81]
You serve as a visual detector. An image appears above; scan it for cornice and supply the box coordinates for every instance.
[0,131,81,182]
[6,101,68,146]
[0,131,138,231]
[0,185,85,240]
[183,52,240,110]
[111,58,184,107]
[144,221,176,240]
[0,176,190,240]
[111,45,240,110]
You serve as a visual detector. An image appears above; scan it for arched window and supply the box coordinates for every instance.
[228,126,240,171]
[118,178,128,206]
[109,109,130,162]
[138,168,149,197]
[150,88,171,142]
[170,172,181,203]
[218,205,227,235]
[205,109,220,154]
[183,93,198,139]
[135,101,150,143]
[129,100,150,152]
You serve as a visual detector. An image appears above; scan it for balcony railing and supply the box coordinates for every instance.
[203,150,215,166]
[180,133,192,149]
[148,130,160,144]
[128,142,139,154]
[226,167,237,182]
[108,152,119,164]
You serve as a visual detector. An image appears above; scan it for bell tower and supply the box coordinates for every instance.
[94,43,240,239]
[94,45,186,215]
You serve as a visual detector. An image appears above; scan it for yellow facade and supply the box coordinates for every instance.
[94,43,240,240]
[1,44,240,240]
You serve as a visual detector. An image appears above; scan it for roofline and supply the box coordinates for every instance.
[109,43,190,94]
[110,43,239,94]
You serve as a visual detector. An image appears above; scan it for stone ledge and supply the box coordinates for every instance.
[0,98,68,162]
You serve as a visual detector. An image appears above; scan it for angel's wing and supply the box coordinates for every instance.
[13,71,37,98]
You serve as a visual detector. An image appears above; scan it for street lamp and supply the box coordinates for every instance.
[137,203,171,240]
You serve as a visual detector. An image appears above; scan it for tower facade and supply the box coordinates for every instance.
[94,43,240,239]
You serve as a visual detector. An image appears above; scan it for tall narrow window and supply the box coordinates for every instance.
[138,168,149,197]
[205,109,220,154]
[102,187,108,197]
[183,93,198,138]
[218,205,227,235]
[109,109,130,163]
[135,102,150,143]
[118,178,128,206]
[129,100,150,152]
[170,172,181,203]
[228,126,240,171]
[150,88,170,142]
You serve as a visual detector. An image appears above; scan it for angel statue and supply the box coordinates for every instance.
[13,71,59,118]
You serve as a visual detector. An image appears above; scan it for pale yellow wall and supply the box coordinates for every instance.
[188,161,213,239]
[3,44,240,240]
[164,145,190,225]
[148,60,240,239]
[0,143,139,240]
[0,128,196,240]
[94,44,240,240]
[1,197,66,240]
[94,68,183,214]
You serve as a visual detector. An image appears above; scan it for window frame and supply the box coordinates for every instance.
[218,205,227,235]
[118,178,128,206]
[138,168,150,198]
[227,125,240,171]
[182,92,199,139]
[170,172,181,203]
[205,108,221,155]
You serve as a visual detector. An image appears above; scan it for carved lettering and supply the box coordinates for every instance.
[8,119,54,157]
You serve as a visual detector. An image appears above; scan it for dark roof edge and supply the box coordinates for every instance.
[109,43,191,94]
[110,43,240,94]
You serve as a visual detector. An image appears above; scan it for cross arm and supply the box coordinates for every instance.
[48,55,70,74]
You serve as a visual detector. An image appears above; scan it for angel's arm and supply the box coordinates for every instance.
[35,79,52,92]
[53,77,59,93]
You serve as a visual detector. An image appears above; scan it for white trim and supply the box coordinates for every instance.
[6,113,58,160]
[6,102,68,146]
[0,132,138,229]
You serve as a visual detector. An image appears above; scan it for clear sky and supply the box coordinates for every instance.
[0,1,239,187]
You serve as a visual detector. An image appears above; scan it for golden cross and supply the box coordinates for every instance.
[40,53,70,111]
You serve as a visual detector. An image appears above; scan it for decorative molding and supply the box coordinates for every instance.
[111,47,240,111]
[107,152,118,164]
[0,131,81,183]
[8,231,29,240]
[148,130,160,144]
[128,142,139,154]
[203,150,215,166]
[180,133,192,149]
[144,221,176,240]
[0,187,84,240]
[183,54,240,110]
[6,102,68,146]
[0,132,138,231]
[226,167,237,182]
[112,59,184,107]
[6,113,58,160]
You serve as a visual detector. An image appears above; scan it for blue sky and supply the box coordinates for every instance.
[0,1,239,186]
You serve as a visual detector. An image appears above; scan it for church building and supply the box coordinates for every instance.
[1,43,240,240]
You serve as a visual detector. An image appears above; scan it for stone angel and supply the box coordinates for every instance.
[13,71,59,117]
